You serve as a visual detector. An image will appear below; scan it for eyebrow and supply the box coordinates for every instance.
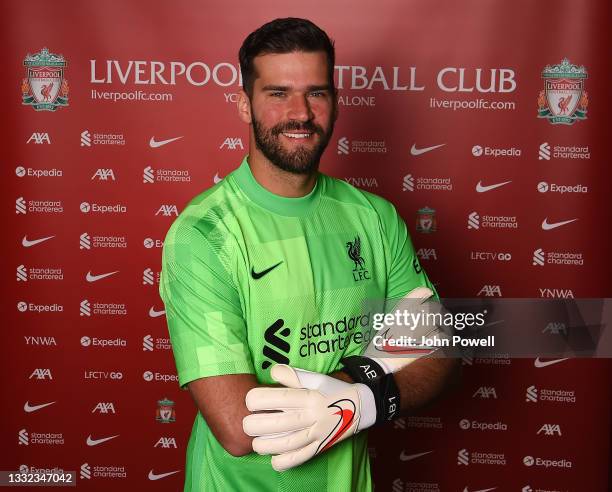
[261,84,332,92]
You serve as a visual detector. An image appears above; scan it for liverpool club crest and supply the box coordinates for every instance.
[537,58,587,125]
[155,397,176,423]
[416,207,436,233]
[22,47,69,111]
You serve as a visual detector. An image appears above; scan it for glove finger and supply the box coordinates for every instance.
[271,440,320,472]
[404,286,433,300]
[270,364,303,388]
[246,387,313,411]
[243,410,313,436]
[252,428,312,455]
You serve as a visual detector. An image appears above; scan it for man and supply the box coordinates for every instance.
[160,17,458,492]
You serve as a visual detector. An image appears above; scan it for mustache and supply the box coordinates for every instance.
[271,121,323,136]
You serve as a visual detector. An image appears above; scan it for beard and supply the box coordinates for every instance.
[251,113,334,175]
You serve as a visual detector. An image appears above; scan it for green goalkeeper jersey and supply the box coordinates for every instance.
[160,156,435,492]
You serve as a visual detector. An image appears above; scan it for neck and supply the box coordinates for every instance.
[247,146,318,198]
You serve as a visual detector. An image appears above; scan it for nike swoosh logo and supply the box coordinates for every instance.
[24,401,56,413]
[149,136,183,148]
[399,450,433,461]
[541,218,578,230]
[410,143,445,156]
[148,470,180,481]
[86,270,119,282]
[534,357,569,368]
[476,180,512,193]
[86,434,119,446]
[149,307,166,318]
[22,235,55,247]
[251,261,283,280]
[463,487,497,492]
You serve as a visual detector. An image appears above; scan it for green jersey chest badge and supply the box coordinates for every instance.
[22,48,69,111]
[346,236,370,282]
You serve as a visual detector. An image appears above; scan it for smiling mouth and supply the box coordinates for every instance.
[281,132,313,139]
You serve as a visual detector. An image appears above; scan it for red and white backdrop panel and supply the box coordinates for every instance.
[3,0,611,490]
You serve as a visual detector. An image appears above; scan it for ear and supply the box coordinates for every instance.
[237,90,252,124]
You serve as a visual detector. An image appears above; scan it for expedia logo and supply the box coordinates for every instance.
[261,319,290,369]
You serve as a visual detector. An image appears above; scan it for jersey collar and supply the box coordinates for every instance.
[232,155,322,217]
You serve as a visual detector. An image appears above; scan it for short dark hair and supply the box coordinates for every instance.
[239,18,335,97]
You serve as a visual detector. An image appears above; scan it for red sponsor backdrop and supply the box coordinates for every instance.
[2,0,611,491]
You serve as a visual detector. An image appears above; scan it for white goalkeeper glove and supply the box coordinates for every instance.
[242,364,377,471]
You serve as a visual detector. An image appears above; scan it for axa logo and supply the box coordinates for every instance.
[417,248,437,260]
[473,386,497,399]
[29,368,52,380]
[543,322,567,335]
[261,319,290,369]
[477,285,502,297]
[155,204,178,216]
[346,236,370,282]
[154,437,177,448]
[26,132,51,144]
[537,424,561,436]
[91,168,115,180]
[92,402,115,414]
[219,137,244,150]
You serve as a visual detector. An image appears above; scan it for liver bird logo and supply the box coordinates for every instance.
[557,94,572,114]
[40,82,54,101]
[346,236,365,271]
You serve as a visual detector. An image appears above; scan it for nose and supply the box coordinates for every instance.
[287,94,313,122]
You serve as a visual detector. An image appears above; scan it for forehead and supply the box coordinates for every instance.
[252,51,330,89]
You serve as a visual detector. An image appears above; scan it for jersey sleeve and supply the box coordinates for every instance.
[380,201,438,301]
[159,219,254,388]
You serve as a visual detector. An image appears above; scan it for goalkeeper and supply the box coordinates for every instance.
[160,17,459,492]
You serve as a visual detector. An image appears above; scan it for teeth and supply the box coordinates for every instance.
[283,133,310,139]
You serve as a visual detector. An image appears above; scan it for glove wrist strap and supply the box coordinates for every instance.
[341,356,400,425]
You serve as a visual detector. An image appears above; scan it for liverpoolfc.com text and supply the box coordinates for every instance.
[429,97,516,111]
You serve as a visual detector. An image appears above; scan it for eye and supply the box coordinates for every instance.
[309,91,326,98]
[270,91,286,98]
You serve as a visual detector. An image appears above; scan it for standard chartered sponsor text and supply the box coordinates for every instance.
[91,89,172,102]
[93,303,127,315]
[430,97,516,111]
[93,236,127,248]
[300,313,371,356]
